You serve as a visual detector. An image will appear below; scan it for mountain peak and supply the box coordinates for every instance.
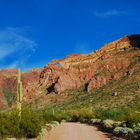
[99,34,140,53]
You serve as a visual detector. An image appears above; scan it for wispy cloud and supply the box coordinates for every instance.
[0,27,37,70]
[93,9,126,18]
[74,42,93,54]
[7,61,20,69]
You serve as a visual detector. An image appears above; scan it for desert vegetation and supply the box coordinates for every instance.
[0,106,139,139]
[0,109,44,138]
[42,106,140,139]
[1,69,140,139]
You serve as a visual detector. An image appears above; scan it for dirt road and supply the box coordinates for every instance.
[45,122,110,140]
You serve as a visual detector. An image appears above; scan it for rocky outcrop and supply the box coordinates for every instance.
[21,69,42,100]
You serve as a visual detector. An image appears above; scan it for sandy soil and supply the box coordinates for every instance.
[44,122,111,140]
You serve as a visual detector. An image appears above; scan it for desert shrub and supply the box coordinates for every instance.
[68,108,95,123]
[102,119,115,129]
[125,111,140,128]
[43,110,63,123]
[95,109,105,120]
[102,109,118,120]
[78,108,95,122]
[38,127,47,139]
[62,113,73,122]
[134,127,140,138]
[45,124,53,131]
[50,121,59,126]
[113,121,122,128]
[79,114,94,123]
[43,108,95,123]
[19,109,44,138]
[0,110,20,138]
[70,114,80,122]
[95,108,129,121]
[102,119,124,132]
[113,127,133,136]
[0,109,44,139]
[89,119,101,124]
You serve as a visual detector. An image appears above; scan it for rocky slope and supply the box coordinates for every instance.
[0,34,140,109]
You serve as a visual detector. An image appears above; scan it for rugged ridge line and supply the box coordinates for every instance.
[39,35,140,93]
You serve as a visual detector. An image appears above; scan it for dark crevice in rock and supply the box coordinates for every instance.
[46,77,59,93]
[47,83,56,93]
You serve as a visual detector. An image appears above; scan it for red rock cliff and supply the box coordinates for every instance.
[38,35,140,93]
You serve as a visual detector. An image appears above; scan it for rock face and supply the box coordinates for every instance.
[21,69,42,100]
[0,69,41,108]
[39,35,140,93]
[0,35,140,108]
[0,69,17,108]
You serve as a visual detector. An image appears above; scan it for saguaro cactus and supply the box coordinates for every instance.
[16,69,23,111]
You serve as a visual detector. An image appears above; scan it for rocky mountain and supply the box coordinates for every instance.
[39,35,140,93]
[0,35,140,109]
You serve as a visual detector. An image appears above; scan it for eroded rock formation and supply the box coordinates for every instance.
[39,35,140,93]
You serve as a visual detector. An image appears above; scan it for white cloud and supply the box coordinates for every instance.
[93,9,126,18]
[7,61,19,69]
[0,48,14,59]
[74,43,92,54]
[0,27,37,70]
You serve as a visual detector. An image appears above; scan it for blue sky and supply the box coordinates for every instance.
[0,0,140,71]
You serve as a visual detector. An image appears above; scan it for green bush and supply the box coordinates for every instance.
[113,121,122,128]
[125,111,140,128]
[62,113,72,122]
[95,108,129,121]
[134,127,140,138]
[69,114,79,122]
[20,109,44,138]
[50,121,59,126]
[113,127,133,135]
[0,110,19,138]
[102,119,123,131]
[63,108,95,123]
[45,124,53,131]
[0,109,44,139]
[89,119,101,124]
[38,127,47,139]
[43,110,63,123]
[102,119,115,129]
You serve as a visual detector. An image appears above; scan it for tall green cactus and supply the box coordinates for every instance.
[16,69,23,111]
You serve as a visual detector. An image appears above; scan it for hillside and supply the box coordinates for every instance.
[45,67,140,113]
[0,35,140,110]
